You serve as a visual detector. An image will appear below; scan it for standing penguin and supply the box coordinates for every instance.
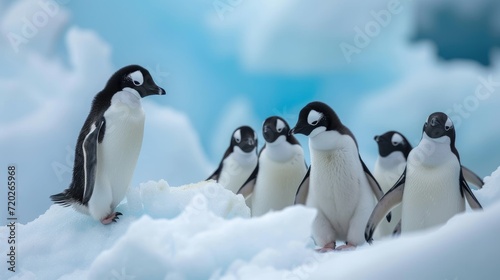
[373,131,412,236]
[291,101,386,251]
[51,65,166,224]
[373,130,484,237]
[365,112,483,242]
[237,116,308,217]
[207,126,258,194]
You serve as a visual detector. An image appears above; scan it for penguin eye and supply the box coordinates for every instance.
[391,133,403,146]
[234,129,241,143]
[445,118,453,131]
[127,70,144,86]
[307,110,323,126]
[276,119,286,133]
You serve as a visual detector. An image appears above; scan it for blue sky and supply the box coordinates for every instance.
[1,0,499,223]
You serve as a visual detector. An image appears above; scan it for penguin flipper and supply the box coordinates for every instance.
[237,164,258,198]
[207,162,222,181]
[365,171,405,244]
[392,219,402,236]
[207,146,233,181]
[460,172,483,210]
[82,118,105,205]
[294,166,310,205]
[461,165,484,189]
[360,157,391,222]
[360,156,384,200]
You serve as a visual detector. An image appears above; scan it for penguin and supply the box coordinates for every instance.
[237,116,308,217]
[50,65,166,224]
[372,131,412,237]
[374,131,413,194]
[207,126,258,194]
[291,101,386,251]
[374,131,483,192]
[373,131,484,237]
[365,112,483,243]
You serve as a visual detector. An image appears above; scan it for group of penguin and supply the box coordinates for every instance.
[50,65,484,252]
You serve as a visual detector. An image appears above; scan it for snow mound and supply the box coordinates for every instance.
[1,180,317,279]
[2,167,500,279]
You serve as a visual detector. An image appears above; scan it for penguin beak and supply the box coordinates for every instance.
[290,121,309,136]
[425,116,445,138]
[240,138,255,152]
[141,79,166,97]
[374,135,380,142]
[146,84,165,96]
[247,138,255,146]
[263,126,275,142]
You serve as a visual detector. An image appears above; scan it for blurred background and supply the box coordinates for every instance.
[1,0,499,223]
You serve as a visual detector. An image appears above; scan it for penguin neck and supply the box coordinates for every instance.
[409,134,454,168]
[112,87,142,108]
[231,146,257,167]
[309,130,359,165]
[309,130,355,151]
[376,152,406,170]
[265,135,297,162]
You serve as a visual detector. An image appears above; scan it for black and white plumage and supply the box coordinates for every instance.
[50,65,165,224]
[291,101,386,251]
[207,126,258,194]
[365,112,483,243]
[237,116,307,217]
[374,131,412,194]
[373,130,484,237]
[373,131,412,237]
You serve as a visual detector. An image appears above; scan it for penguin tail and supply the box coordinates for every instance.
[50,191,73,207]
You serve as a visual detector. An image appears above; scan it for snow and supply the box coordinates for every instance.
[1,0,500,225]
[1,1,500,278]
[2,168,500,279]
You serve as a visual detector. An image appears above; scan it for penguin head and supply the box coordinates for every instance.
[262,116,293,144]
[231,126,258,153]
[423,112,455,144]
[290,101,342,138]
[107,65,166,98]
[374,131,412,158]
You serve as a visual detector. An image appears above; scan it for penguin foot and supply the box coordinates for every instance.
[335,243,356,251]
[316,242,336,253]
[100,212,122,225]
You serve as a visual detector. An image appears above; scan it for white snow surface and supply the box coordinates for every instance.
[2,169,500,279]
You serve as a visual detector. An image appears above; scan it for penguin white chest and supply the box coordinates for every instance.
[219,148,257,193]
[94,91,145,212]
[308,149,363,226]
[373,152,406,237]
[402,146,464,233]
[306,131,376,245]
[251,144,307,216]
[373,152,406,193]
